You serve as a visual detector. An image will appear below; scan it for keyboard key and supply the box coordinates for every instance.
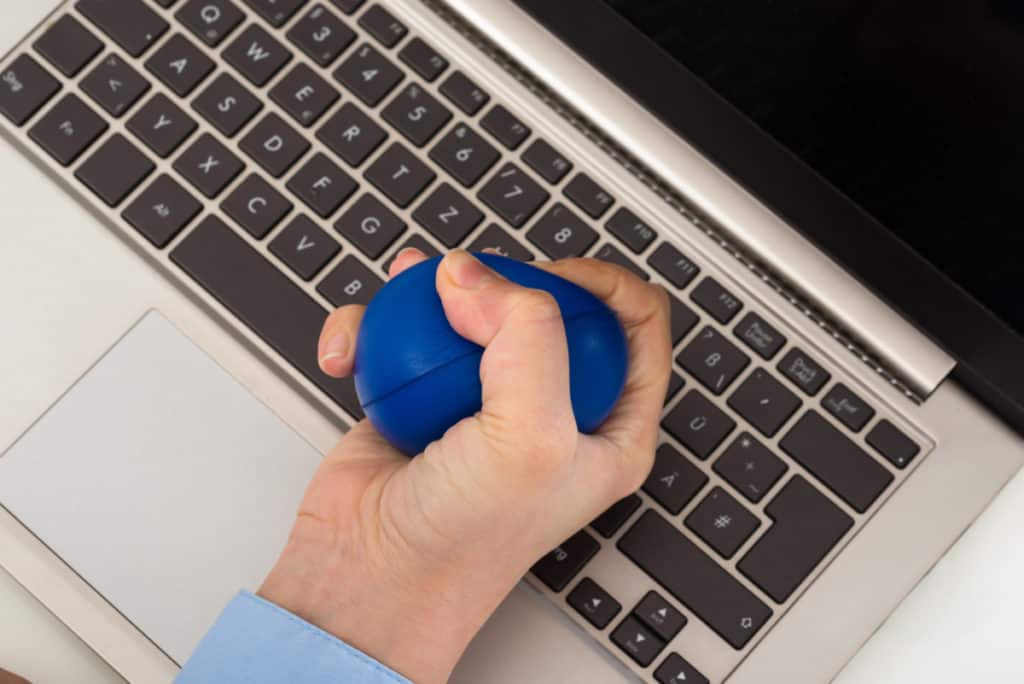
[221,174,293,238]
[176,0,245,47]
[242,0,307,27]
[523,138,573,184]
[413,183,483,248]
[866,420,920,469]
[618,510,772,649]
[440,70,489,116]
[528,204,597,259]
[76,0,169,57]
[287,152,357,217]
[430,123,499,188]
[365,142,435,208]
[481,104,530,150]
[269,214,340,280]
[173,132,244,198]
[330,0,364,13]
[29,94,108,166]
[648,242,700,289]
[127,93,197,158]
[594,243,648,280]
[0,55,60,126]
[564,173,614,219]
[778,348,831,396]
[666,372,684,404]
[399,38,448,82]
[781,412,893,513]
[685,487,759,559]
[714,434,787,504]
[287,4,356,67]
[224,24,292,86]
[154,0,178,7]
[382,83,452,146]
[642,443,707,514]
[317,102,387,167]
[335,193,405,258]
[734,312,786,360]
[123,173,201,247]
[611,616,664,667]
[359,5,407,48]
[739,476,853,603]
[478,164,547,228]
[531,530,600,592]
[334,43,403,106]
[590,494,641,539]
[240,113,310,177]
[655,654,709,684]
[271,63,339,128]
[663,391,735,460]
[822,383,875,433]
[317,254,383,307]
[668,295,699,346]
[81,54,150,118]
[691,277,742,324]
[728,369,801,438]
[381,233,441,274]
[634,592,687,642]
[146,34,215,96]
[605,207,656,254]
[34,15,102,77]
[192,72,262,136]
[567,578,621,630]
[678,327,750,396]
[467,224,533,261]
[75,133,155,206]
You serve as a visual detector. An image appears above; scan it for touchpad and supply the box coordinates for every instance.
[0,312,323,665]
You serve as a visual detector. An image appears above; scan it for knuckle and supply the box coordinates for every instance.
[514,288,562,323]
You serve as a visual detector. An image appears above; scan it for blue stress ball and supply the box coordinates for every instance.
[354,253,629,456]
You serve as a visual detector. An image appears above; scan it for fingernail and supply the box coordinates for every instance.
[444,250,494,290]
[319,332,350,374]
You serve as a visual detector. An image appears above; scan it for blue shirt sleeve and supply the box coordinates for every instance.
[176,591,412,684]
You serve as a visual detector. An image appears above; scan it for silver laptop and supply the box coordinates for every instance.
[1,1,1022,682]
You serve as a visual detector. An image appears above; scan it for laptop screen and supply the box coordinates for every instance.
[605,0,1024,335]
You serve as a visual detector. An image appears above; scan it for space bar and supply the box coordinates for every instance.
[170,216,362,419]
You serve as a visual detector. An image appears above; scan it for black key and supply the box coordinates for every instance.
[481,104,530,150]
[269,214,340,280]
[34,15,102,77]
[606,207,656,255]
[317,254,384,307]
[648,242,700,289]
[154,0,178,7]
[287,4,356,67]
[611,616,664,667]
[381,233,441,274]
[359,5,407,48]
[685,487,760,559]
[75,133,155,207]
[734,312,786,361]
[567,578,621,630]
[618,510,772,650]
[192,72,262,137]
[714,434,787,504]
[242,0,307,27]
[335,193,405,258]
[666,372,684,405]
[590,494,641,539]
[523,138,573,185]
[430,123,500,188]
[662,391,735,461]
[224,24,292,87]
[123,174,202,247]
[691,277,742,324]
[330,0,364,13]
[728,369,801,438]
[399,38,448,82]
[176,0,245,47]
[778,348,831,397]
[479,164,548,227]
[823,383,875,433]
[127,93,197,158]
[287,152,357,217]
[642,443,707,515]
[531,531,600,592]
[668,295,699,346]
[866,420,920,469]
[678,327,750,396]
[82,54,150,119]
[334,43,403,106]
[564,173,614,219]
[440,70,489,116]
[528,204,597,259]
[780,412,893,513]
[634,592,687,642]
[317,103,387,167]
[0,55,61,126]
[29,94,108,166]
[655,654,709,684]
[364,142,435,208]
[146,34,215,96]
[173,133,244,198]
[594,243,648,281]
[76,0,169,57]
[413,183,483,248]
[240,113,310,177]
[739,476,853,603]
[270,63,340,127]
[467,224,534,261]
[222,174,293,239]
[383,83,452,147]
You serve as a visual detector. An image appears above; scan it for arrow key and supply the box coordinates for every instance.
[567,578,621,629]
[611,616,665,667]
[634,591,687,642]
[655,654,709,684]
[82,54,151,118]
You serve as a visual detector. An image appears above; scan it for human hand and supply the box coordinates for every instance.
[259,249,671,684]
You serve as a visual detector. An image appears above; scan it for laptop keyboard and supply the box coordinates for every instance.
[0,1,926,680]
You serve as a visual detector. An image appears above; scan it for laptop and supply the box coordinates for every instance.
[1,0,1022,682]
